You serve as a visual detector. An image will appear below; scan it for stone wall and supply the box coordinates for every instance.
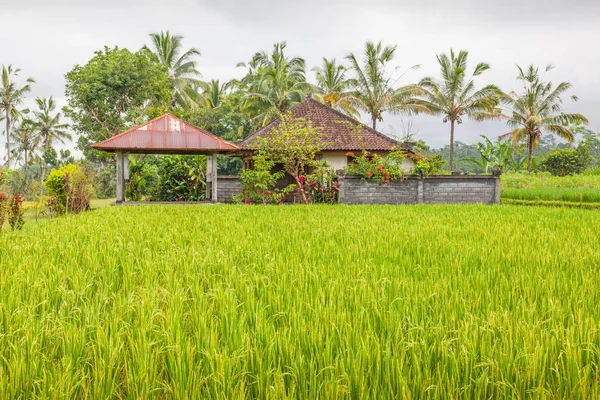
[338,175,500,205]
[216,176,242,203]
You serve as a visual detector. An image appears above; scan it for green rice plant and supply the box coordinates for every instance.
[502,187,600,203]
[1,205,600,398]
[502,172,600,189]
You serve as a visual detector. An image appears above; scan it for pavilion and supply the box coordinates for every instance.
[92,113,239,204]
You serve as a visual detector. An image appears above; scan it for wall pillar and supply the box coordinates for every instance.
[493,175,501,204]
[417,179,424,204]
[337,176,346,204]
[116,152,125,204]
[211,153,218,203]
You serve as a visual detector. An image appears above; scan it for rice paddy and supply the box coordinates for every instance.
[1,205,600,398]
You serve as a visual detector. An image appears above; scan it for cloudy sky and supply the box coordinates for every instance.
[1,0,598,155]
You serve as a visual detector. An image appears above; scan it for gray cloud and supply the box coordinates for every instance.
[0,0,597,154]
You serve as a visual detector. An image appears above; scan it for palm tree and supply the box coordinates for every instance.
[345,41,424,131]
[10,119,40,184]
[501,65,588,173]
[199,80,227,109]
[237,42,309,126]
[312,58,358,118]
[32,97,71,151]
[145,31,202,110]
[415,49,501,170]
[0,65,34,167]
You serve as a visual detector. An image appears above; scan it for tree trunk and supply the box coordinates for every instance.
[291,173,308,204]
[371,115,377,130]
[24,148,28,188]
[527,134,533,174]
[5,115,10,168]
[449,119,455,171]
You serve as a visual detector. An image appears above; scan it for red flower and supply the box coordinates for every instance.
[384,171,390,178]
[320,187,325,193]
[376,166,383,171]
[299,175,306,184]
[366,171,373,178]
[311,180,316,186]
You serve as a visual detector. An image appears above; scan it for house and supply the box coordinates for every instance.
[237,96,416,172]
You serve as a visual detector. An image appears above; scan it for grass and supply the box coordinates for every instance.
[501,172,600,189]
[2,205,600,398]
[502,187,600,203]
[502,198,600,209]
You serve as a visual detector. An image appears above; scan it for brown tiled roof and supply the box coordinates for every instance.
[240,98,412,152]
[92,113,239,154]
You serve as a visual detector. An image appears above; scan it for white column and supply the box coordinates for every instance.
[205,154,212,201]
[211,153,218,203]
[116,152,125,203]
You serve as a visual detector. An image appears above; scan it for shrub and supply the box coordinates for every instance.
[412,154,446,177]
[152,155,206,201]
[235,155,289,205]
[44,164,94,214]
[541,146,591,176]
[345,149,407,183]
[0,192,8,232]
[302,162,339,204]
[8,194,25,231]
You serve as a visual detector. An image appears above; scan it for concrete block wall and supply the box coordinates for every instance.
[216,176,242,203]
[339,175,500,205]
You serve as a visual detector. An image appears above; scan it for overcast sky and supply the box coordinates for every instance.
[1,0,598,155]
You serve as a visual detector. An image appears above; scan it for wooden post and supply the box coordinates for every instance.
[211,153,218,203]
[205,155,212,201]
[116,152,125,204]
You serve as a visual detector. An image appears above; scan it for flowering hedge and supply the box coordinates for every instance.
[345,149,407,183]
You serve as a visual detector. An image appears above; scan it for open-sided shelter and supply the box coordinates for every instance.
[92,113,239,203]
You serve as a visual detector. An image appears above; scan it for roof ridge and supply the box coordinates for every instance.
[93,113,239,150]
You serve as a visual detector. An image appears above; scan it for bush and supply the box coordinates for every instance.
[235,155,289,205]
[152,156,206,201]
[44,164,94,214]
[541,146,591,176]
[412,154,446,176]
[0,192,8,232]
[302,163,339,204]
[345,149,407,183]
[8,194,24,231]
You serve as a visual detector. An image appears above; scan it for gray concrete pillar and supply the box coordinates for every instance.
[116,152,125,204]
[337,176,345,204]
[417,179,424,204]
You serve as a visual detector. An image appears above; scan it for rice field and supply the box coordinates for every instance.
[1,205,600,398]
[502,187,600,203]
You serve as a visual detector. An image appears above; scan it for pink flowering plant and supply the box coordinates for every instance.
[298,162,339,204]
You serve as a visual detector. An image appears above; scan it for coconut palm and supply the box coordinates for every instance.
[145,31,202,110]
[415,49,501,170]
[312,58,359,118]
[0,65,34,167]
[32,97,71,151]
[237,42,309,126]
[501,64,589,173]
[199,80,227,109]
[10,119,40,184]
[345,41,424,131]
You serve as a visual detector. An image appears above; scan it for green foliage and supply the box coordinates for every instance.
[0,168,6,187]
[44,163,94,214]
[302,162,339,203]
[463,135,516,173]
[125,156,159,201]
[502,187,600,203]
[345,150,406,182]
[64,46,171,160]
[255,113,327,204]
[412,153,446,176]
[541,145,591,176]
[153,155,206,201]
[0,192,7,231]
[236,154,288,204]
[7,194,24,230]
[2,205,600,397]
[501,171,600,190]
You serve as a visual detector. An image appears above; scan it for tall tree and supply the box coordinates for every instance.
[145,31,202,110]
[501,65,588,173]
[345,41,424,131]
[32,97,71,152]
[199,79,227,109]
[237,42,309,126]
[64,46,171,161]
[10,119,40,184]
[0,65,34,167]
[415,49,501,170]
[312,58,358,118]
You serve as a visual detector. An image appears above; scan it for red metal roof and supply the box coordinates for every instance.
[92,113,239,154]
